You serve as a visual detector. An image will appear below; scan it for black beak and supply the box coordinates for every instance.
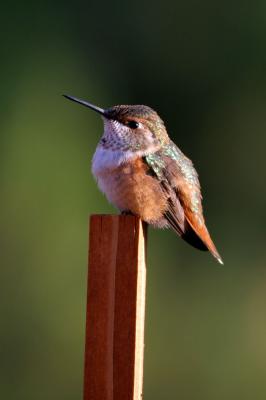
[63,94,106,116]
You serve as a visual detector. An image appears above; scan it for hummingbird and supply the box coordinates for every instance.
[64,94,223,264]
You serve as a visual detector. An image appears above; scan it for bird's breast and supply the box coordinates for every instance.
[92,148,168,222]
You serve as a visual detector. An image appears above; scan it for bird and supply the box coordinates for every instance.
[63,94,223,264]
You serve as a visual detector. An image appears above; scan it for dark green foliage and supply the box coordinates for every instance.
[1,1,266,399]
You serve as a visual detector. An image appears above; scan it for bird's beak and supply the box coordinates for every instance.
[63,94,106,116]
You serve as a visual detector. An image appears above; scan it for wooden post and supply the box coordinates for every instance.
[84,215,147,400]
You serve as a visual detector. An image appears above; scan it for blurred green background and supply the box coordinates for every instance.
[1,1,266,399]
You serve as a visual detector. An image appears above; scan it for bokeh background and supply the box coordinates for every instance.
[1,1,266,399]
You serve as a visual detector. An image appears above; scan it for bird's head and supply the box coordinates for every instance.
[63,95,169,154]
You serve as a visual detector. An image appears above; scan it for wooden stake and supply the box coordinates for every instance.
[84,215,147,400]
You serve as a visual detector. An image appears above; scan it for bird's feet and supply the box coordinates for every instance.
[121,210,134,216]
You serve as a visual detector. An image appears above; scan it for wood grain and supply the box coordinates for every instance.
[84,215,147,400]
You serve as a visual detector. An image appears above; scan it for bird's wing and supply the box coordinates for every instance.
[144,142,222,262]
[160,180,185,237]
[144,151,186,237]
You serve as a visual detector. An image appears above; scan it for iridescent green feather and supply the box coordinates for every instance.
[145,142,202,219]
[145,141,199,186]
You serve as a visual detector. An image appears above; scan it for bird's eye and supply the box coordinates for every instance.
[126,120,139,129]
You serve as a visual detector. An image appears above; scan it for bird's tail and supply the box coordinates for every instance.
[184,216,223,265]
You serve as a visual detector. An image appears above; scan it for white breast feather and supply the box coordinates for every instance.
[91,118,160,202]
